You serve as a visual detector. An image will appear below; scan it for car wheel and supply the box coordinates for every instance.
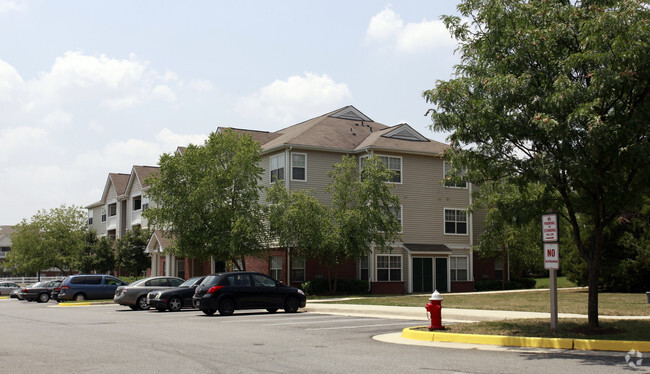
[266,308,278,313]
[168,297,183,312]
[38,293,50,303]
[218,299,235,316]
[136,296,149,310]
[284,297,299,313]
[74,293,86,302]
[202,309,216,316]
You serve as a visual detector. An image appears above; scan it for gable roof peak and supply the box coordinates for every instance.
[329,105,373,122]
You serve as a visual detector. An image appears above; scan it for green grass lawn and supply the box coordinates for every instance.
[421,318,650,341]
[325,289,650,316]
[533,276,577,289]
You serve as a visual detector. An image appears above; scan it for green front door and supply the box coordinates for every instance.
[412,258,433,293]
[435,257,448,292]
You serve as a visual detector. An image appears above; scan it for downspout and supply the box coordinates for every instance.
[469,182,474,282]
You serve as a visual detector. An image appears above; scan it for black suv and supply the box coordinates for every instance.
[192,272,306,316]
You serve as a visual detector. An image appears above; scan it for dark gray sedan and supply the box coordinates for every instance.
[114,276,184,310]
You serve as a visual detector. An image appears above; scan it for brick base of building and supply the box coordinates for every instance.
[450,281,475,293]
[371,281,405,294]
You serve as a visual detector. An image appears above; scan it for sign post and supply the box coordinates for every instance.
[542,213,559,333]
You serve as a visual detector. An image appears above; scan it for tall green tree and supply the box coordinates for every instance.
[145,129,267,269]
[114,226,151,277]
[473,181,545,283]
[6,204,87,276]
[78,231,116,274]
[424,0,650,328]
[267,155,402,291]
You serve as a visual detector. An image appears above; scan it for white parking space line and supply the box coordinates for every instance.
[307,322,416,331]
[218,315,337,323]
[263,317,386,326]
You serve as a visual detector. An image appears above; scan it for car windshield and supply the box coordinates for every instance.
[29,282,45,288]
[179,277,201,288]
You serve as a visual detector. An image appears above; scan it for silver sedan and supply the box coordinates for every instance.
[0,281,21,296]
[113,276,184,310]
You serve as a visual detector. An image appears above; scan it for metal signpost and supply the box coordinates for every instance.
[542,213,559,333]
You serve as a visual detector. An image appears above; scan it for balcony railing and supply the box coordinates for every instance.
[107,215,117,230]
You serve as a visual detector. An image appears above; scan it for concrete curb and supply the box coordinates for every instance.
[401,327,650,352]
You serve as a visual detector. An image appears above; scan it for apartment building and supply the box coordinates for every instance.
[224,106,485,293]
[87,106,492,293]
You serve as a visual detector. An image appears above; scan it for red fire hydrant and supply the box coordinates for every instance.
[425,290,445,331]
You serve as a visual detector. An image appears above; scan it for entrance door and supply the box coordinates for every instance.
[412,258,433,293]
[435,257,448,292]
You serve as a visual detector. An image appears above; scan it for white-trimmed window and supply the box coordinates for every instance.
[376,255,402,281]
[379,156,402,183]
[270,153,285,182]
[444,209,467,235]
[444,161,467,188]
[270,256,282,281]
[390,205,403,232]
[88,210,94,226]
[101,207,107,223]
[359,256,369,281]
[450,256,468,281]
[108,203,117,217]
[142,196,150,211]
[291,257,305,282]
[133,196,142,211]
[291,153,306,181]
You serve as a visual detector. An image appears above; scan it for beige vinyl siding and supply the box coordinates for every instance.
[288,150,344,205]
[89,206,106,236]
[390,154,471,246]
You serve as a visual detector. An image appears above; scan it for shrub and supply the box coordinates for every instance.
[301,278,370,295]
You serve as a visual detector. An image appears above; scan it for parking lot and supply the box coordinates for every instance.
[0,298,634,374]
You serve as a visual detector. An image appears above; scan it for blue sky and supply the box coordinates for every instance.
[0,0,463,225]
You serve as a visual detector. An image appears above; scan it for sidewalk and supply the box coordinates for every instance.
[304,302,650,322]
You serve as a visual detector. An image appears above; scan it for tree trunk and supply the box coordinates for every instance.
[587,225,603,329]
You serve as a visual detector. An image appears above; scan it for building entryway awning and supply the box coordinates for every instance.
[404,243,451,254]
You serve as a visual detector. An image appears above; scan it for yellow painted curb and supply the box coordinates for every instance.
[574,339,650,353]
[56,302,92,307]
[401,326,434,341]
[401,327,650,352]
[0,296,9,299]
[433,332,573,349]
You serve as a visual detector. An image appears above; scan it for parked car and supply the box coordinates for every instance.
[10,288,21,298]
[192,272,306,316]
[57,274,129,302]
[20,280,61,303]
[114,276,185,310]
[0,281,21,295]
[147,276,206,312]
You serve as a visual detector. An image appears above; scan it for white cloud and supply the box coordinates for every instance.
[0,126,49,162]
[0,0,27,13]
[186,79,214,92]
[366,7,455,53]
[155,128,209,150]
[236,72,352,126]
[30,51,178,110]
[367,7,403,41]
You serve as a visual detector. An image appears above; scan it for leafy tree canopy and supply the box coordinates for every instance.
[425,0,650,327]
[6,204,87,276]
[145,129,266,269]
